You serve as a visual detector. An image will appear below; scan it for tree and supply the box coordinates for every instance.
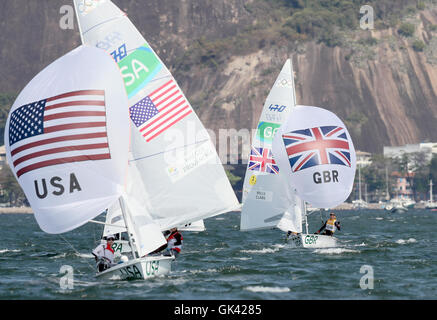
[0,166,26,206]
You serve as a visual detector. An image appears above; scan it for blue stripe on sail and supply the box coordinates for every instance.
[339,132,347,139]
[342,151,350,161]
[320,126,337,135]
[288,155,301,169]
[291,129,312,136]
[300,155,320,170]
[283,138,301,146]
[329,153,347,166]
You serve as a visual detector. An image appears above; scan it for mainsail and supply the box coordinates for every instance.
[73,0,240,239]
[4,45,130,234]
[240,59,303,232]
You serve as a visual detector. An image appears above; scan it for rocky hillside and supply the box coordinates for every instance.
[1,0,437,154]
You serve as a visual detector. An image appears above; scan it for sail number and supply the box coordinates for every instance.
[119,261,160,279]
[268,104,286,112]
[305,235,318,245]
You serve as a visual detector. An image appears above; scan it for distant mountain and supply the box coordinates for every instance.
[1,0,436,154]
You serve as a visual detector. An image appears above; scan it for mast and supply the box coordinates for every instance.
[118,196,138,259]
[304,202,309,234]
[358,163,362,201]
[385,167,390,201]
[72,1,84,44]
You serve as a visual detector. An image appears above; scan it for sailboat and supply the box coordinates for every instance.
[3,45,174,280]
[425,180,437,210]
[240,59,356,248]
[352,163,368,209]
[72,0,240,276]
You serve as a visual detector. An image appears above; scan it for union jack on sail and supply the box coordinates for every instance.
[283,126,351,172]
[248,147,279,174]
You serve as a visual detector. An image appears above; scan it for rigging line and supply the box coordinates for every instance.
[58,234,96,273]
[129,138,210,163]
[82,16,125,36]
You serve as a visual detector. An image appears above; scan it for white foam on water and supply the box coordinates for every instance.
[75,253,94,259]
[0,249,20,254]
[241,247,280,254]
[354,242,366,247]
[245,286,290,293]
[314,248,359,255]
[395,238,417,245]
[235,257,252,261]
[375,217,384,220]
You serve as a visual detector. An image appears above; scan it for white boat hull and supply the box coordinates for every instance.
[288,233,337,248]
[96,255,174,281]
[390,206,407,213]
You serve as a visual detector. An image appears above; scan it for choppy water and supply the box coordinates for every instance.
[0,209,436,300]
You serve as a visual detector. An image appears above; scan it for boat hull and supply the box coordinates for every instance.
[288,234,337,248]
[95,255,174,280]
[390,206,407,214]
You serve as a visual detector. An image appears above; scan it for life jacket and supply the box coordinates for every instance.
[325,218,337,232]
[94,243,115,263]
[167,231,183,253]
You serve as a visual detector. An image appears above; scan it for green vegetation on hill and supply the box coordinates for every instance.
[0,93,17,145]
[176,0,435,73]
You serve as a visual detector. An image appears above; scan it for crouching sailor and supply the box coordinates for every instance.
[165,227,183,258]
[92,234,116,272]
[315,212,341,236]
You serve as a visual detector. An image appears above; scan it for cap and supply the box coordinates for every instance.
[106,234,115,240]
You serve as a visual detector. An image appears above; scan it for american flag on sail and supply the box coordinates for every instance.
[8,90,110,178]
[129,79,193,142]
[248,147,279,174]
[283,126,351,172]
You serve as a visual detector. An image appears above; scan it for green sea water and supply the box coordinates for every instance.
[0,209,436,300]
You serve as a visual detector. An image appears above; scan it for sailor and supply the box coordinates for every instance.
[148,228,183,258]
[92,234,116,272]
[286,230,300,238]
[165,227,183,258]
[315,212,341,236]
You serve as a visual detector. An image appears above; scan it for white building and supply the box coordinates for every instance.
[0,145,6,170]
[356,150,372,167]
[383,142,437,163]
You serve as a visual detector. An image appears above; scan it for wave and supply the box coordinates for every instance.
[0,249,21,254]
[75,253,94,259]
[245,286,290,293]
[240,247,280,254]
[314,248,359,255]
[395,238,417,245]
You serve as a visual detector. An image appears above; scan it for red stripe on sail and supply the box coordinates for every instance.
[16,154,111,178]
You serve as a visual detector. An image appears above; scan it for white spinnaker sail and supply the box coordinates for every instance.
[240,59,303,231]
[276,194,304,233]
[272,106,356,209]
[178,220,206,232]
[74,1,240,233]
[4,45,129,234]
